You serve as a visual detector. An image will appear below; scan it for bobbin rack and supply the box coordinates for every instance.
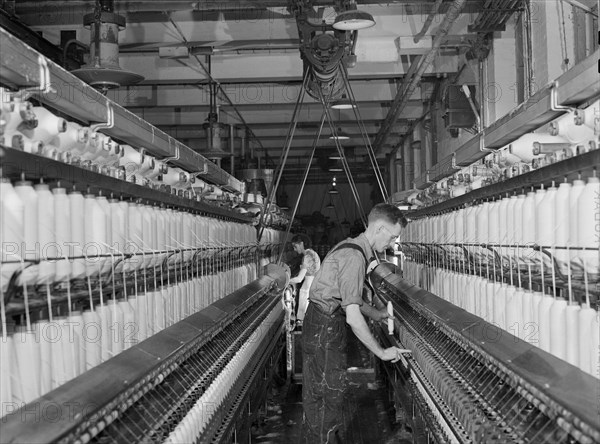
[0,25,291,443]
[370,50,599,443]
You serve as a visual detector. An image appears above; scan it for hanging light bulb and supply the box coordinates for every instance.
[331,95,355,110]
[329,128,350,140]
[333,3,376,31]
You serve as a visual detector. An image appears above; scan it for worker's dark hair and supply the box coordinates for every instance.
[291,233,312,248]
[368,203,407,227]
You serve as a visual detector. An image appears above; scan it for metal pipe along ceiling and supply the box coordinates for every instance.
[373,0,468,155]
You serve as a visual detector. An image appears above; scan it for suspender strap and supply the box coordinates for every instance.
[326,242,370,269]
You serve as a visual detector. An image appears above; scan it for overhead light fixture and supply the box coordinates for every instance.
[325,200,335,209]
[333,5,376,31]
[329,167,344,172]
[328,186,339,194]
[331,96,355,110]
[329,128,350,140]
[328,154,342,160]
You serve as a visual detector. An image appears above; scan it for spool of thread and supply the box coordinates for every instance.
[475,202,489,244]
[508,133,567,163]
[69,311,85,376]
[464,206,477,244]
[130,295,146,342]
[19,107,66,143]
[504,286,520,338]
[145,291,157,336]
[32,321,52,395]
[473,277,485,318]
[487,200,500,244]
[51,122,89,156]
[3,100,36,134]
[178,282,188,319]
[157,208,168,263]
[49,317,69,389]
[537,295,554,352]
[118,299,136,350]
[163,286,173,327]
[126,203,143,271]
[573,100,599,130]
[506,195,518,245]
[591,314,599,379]
[13,180,37,285]
[53,187,72,281]
[182,212,193,263]
[0,336,13,417]
[498,196,511,245]
[520,290,533,342]
[549,298,568,360]
[116,200,130,273]
[142,160,164,181]
[11,328,41,403]
[96,195,112,274]
[554,182,571,273]
[68,190,86,279]
[109,199,126,256]
[161,167,185,187]
[141,205,155,268]
[549,112,595,144]
[1,179,24,293]
[569,179,585,248]
[84,195,107,276]
[82,309,102,370]
[107,299,124,356]
[493,284,507,330]
[578,305,598,376]
[521,191,536,247]
[96,304,111,362]
[536,185,556,247]
[576,177,600,276]
[137,149,156,176]
[35,183,57,284]
[530,291,543,346]
[58,316,78,384]
[79,131,107,161]
[119,145,143,177]
[0,101,10,131]
[564,303,581,366]
[154,290,166,333]
[149,206,160,267]
[513,194,525,246]
[387,301,393,335]
[94,139,121,167]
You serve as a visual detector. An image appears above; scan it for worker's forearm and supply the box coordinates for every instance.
[360,303,380,321]
[290,269,307,284]
[350,320,385,359]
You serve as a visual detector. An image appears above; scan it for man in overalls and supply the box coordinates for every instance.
[301,203,408,443]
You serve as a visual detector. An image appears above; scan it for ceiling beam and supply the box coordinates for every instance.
[131,103,424,126]
[13,1,485,26]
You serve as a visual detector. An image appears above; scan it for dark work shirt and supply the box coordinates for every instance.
[308,233,371,314]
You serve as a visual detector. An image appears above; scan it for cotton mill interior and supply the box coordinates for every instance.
[0,1,599,443]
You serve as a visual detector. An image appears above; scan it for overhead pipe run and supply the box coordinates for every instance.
[373,0,468,155]
[413,0,444,43]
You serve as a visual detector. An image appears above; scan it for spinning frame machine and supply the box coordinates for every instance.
[0,26,292,443]
[368,52,600,443]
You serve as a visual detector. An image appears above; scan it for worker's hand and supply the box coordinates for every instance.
[380,346,411,363]
[372,307,391,323]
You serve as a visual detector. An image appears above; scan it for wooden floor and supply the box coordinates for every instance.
[252,326,414,443]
